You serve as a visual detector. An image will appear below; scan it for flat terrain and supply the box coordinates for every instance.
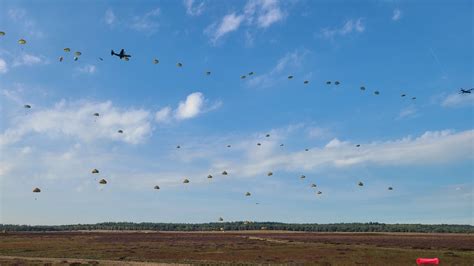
[0,231,472,265]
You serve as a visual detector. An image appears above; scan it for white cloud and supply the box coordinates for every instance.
[321,18,365,39]
[130,8,161,33]
[441,93,474,108]
[104,9,117,25]
[183,0,205,16]
[12,53,47,67]
[392,9,402,21]
[155,106,172,122]
[307,127,331,139]
[77,64,97,74]
[0,100,153,146]
[246,49,308,89]
[0,58,8,74]
[175,92,205,120]
[206,0,286,44]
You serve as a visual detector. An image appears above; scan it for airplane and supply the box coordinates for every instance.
[459,88,473,94]
[111,49,131,59]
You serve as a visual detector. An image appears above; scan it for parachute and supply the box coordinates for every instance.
[218,217,224,222]
[63,48,70,52]
[280,144,284,147]
[305,148,309,151]
[206,71,211,75]
[24,104,31,109]
[74,51,82,56]
[360,86,366,91]
[154,185,160,190]
[317,191,322,195]
[183,178,190,184]
[311,184,317,188]
[326,81,331,85]
[99,179,107,184]
[356,144,361,147]
[334,81,340,85]
[91,169,99,174]
[304,80,309,84]
[176,145,181,149]
[227,145,231,148]
[207,175,213,179]
[388,187,393,190]
[153,59,159,64]
[0,31,5,36]
[33,187,41,193]
[117,129,123,134]
[288,75,294,79]
[265,134,270,137]
[241,75,246,79]
[300,175,306,179]
[222,171,228,175]
[18,39,27,45]
[374,91,380,95]
[248,72,254,76]
[245,192,251,196]
[257,143,261,146]
[93,113,100,117]
[176,62,183,67]
[412,97,416,100]
[267,172,273,176]
[401,94,406,97]
[358,181,364,186]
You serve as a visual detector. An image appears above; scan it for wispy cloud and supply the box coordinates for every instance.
[392,8,402,21]
[155,92,222,122]
[205,0,286,44]
[246,49,308,89]
[183,0,205,16]
[130,8,161,33]
[320,18,365,39]
[104,9,117,26]
[76,64,97,75]
[8,8,44,38]
[12,53,48,67]
[398,106,418,119]
[441,93,474,108]
[0,58,8,74]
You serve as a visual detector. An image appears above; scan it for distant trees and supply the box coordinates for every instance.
[0,222,472,233]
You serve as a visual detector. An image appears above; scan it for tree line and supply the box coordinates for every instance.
[1,222,472,233]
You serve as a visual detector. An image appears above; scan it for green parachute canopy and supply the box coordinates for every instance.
[18,39,26,45]
[63,48,71,52]
[245,192,251,196]
[0,31,5,36]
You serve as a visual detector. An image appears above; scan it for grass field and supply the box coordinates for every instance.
[0,231,472,265]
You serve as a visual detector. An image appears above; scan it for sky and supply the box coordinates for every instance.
[0,0,473,225]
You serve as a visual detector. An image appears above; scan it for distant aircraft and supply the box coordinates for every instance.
[459,88,473,94]
[111,49,131,59]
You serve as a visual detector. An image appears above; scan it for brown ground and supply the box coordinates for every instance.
[0,231,472,265]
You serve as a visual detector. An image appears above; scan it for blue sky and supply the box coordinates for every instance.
[0,0,473,225]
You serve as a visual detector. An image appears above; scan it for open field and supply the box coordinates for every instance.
[0,231,472,265]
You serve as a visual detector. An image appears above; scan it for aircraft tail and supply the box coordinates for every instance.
[111,50,115,56]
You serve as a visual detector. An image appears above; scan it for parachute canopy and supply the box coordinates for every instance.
[117,129,123,134]
[99,179,107,184]
[24,104,31,109]
[388,187,393,190]
[412,97,416,100]
[227,145,231,148]
[374,91,380,95]
[183,178,190,184]
[360,86,366,91]
[176,62,183,67]
[18,39,26,45]
[300,175,306,179]
[207,175,213,179]
[326,81,331,85]
[93,113,100,117]
[266,134,270,137]
[267,172,273,176]
[154,185,160,190]
[311,184,317,188]
[74,51,82,56]
[288,75,293,79]
[176,145,181,149]
[335,81,340,85]
[206,71,211,75]
[401,94,406,97]
[245,192,251,196]
[358,181,364,186]
[0,31,5,36]
[304,80,309,84]
[317,191,322,195]
[91,169,99,174]
[305,148,309,151]
[356,144,361,147]
[240,75,246,79]
[33,187,41,193]
[280,144,284,146]
[63,48,70,52]
[248,72,254,76]
[222,171,228,175]
[153,59,159,64]
[257,143,261,146]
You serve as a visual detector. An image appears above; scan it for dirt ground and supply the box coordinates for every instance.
[0,231,472,265]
